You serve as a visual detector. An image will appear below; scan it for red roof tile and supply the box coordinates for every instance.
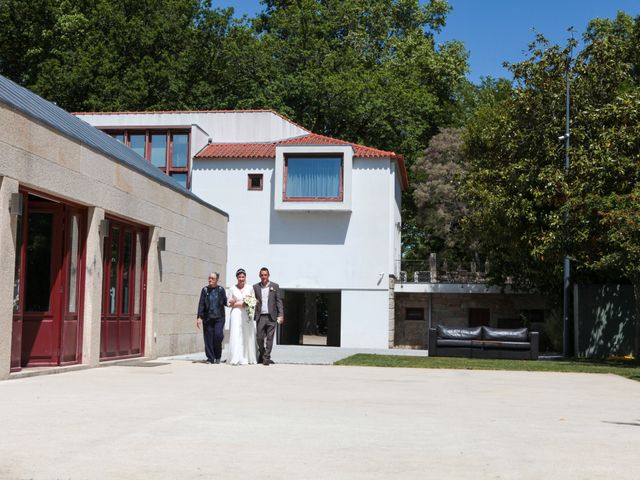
[195,133,408,189]
[196,133,396,159]
[197,142,276,159]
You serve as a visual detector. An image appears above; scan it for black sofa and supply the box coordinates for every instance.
[428,325,539,360]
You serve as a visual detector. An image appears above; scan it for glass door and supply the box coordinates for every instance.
[101,219,147,360]
[11,193,87,371]
[19,199,64,367]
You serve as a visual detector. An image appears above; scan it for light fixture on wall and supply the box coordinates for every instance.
[158,237,166,251]
[9,193,23,216]
[99,219,110,236]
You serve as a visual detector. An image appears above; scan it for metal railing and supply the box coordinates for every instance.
[395,254,498,284]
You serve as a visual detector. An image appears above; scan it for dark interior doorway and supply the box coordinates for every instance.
[278,291,341,346]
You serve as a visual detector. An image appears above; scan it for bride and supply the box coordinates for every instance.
[227,268,257,365]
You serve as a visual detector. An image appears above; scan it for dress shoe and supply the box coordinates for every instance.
[262,360,269,366]
[213,358,221,364]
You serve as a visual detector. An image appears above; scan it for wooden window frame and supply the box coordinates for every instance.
[283,153,344,202]
[104,128,191,189]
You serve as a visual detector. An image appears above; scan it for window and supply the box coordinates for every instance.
[172,133,188,168]
[520,309,545,323]
[248,174,263,191]
[405,307,424,321]
[468,308,490,327]
[104,129,190,188]
[284,155,343,201]
[150,134,167,168]
[129,134,146,158]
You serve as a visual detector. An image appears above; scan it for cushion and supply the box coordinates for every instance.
[482,326,528,342]
[479,341,531,350]
[437,325,482,340]
[437,339,473,347]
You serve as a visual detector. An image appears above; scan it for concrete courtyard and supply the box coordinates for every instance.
[1,360,639,479]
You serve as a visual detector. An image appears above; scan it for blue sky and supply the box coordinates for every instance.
[214,0,640,83]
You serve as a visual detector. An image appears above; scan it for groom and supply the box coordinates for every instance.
[253,267,284,366]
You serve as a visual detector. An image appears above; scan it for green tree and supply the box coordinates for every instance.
[0,0,258,111]
[0,0,471,269]
[463,13,640,355]
[408,77,512,266]
[255,0,469,263]
[411,128,468,265]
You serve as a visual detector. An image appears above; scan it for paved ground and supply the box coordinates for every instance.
[1,361,639,480]
[168,344,430,365]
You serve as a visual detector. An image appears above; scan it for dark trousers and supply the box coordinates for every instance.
[203,317,225,361]
[257,314,276,362]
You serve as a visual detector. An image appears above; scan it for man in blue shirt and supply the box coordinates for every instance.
[197,272,227,364]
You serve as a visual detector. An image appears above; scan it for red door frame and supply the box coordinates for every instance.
[100,215,148,361]
[60,206,87,365]
[10,190,87,371]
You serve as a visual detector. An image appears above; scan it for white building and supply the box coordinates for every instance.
[76,110,408,348]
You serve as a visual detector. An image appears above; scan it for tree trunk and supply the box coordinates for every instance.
[633,277,640,359]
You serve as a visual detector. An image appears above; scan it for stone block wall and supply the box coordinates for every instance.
[0,103,228,377]
[394,292,549,349]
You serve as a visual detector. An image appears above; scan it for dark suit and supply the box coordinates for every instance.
[253,282,284,363]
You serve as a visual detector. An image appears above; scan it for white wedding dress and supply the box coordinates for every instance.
[227,284,257,365]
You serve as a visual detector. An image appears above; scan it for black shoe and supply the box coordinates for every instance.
[269,360,275,364]
[205,360,213,364]
[263,359,269,366]
[214,358,221,364]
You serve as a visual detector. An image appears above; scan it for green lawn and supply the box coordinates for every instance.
[335,354,640,382]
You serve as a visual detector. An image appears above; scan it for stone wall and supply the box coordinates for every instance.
[394,292,549,349]
[0,104,228,377]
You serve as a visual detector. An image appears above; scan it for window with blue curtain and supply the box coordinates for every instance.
[285,156,342,199]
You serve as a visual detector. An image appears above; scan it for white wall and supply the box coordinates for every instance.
[76,111,308,148]
[78,110,402,349]
[391,162,402,276]
[192,157,393,292]
[341,290,390,348]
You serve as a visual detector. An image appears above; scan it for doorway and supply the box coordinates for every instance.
[100,218,147,360]
[11,193,86,370]
[278,291,341,346]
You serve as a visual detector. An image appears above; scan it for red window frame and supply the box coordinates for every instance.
[103,128,191,189]
[283,153,344,202]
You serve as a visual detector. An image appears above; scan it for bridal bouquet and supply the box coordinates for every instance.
[244,294,257,322]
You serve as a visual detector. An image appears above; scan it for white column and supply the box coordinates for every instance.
[81,207,105,367]
[0,177,19,379]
